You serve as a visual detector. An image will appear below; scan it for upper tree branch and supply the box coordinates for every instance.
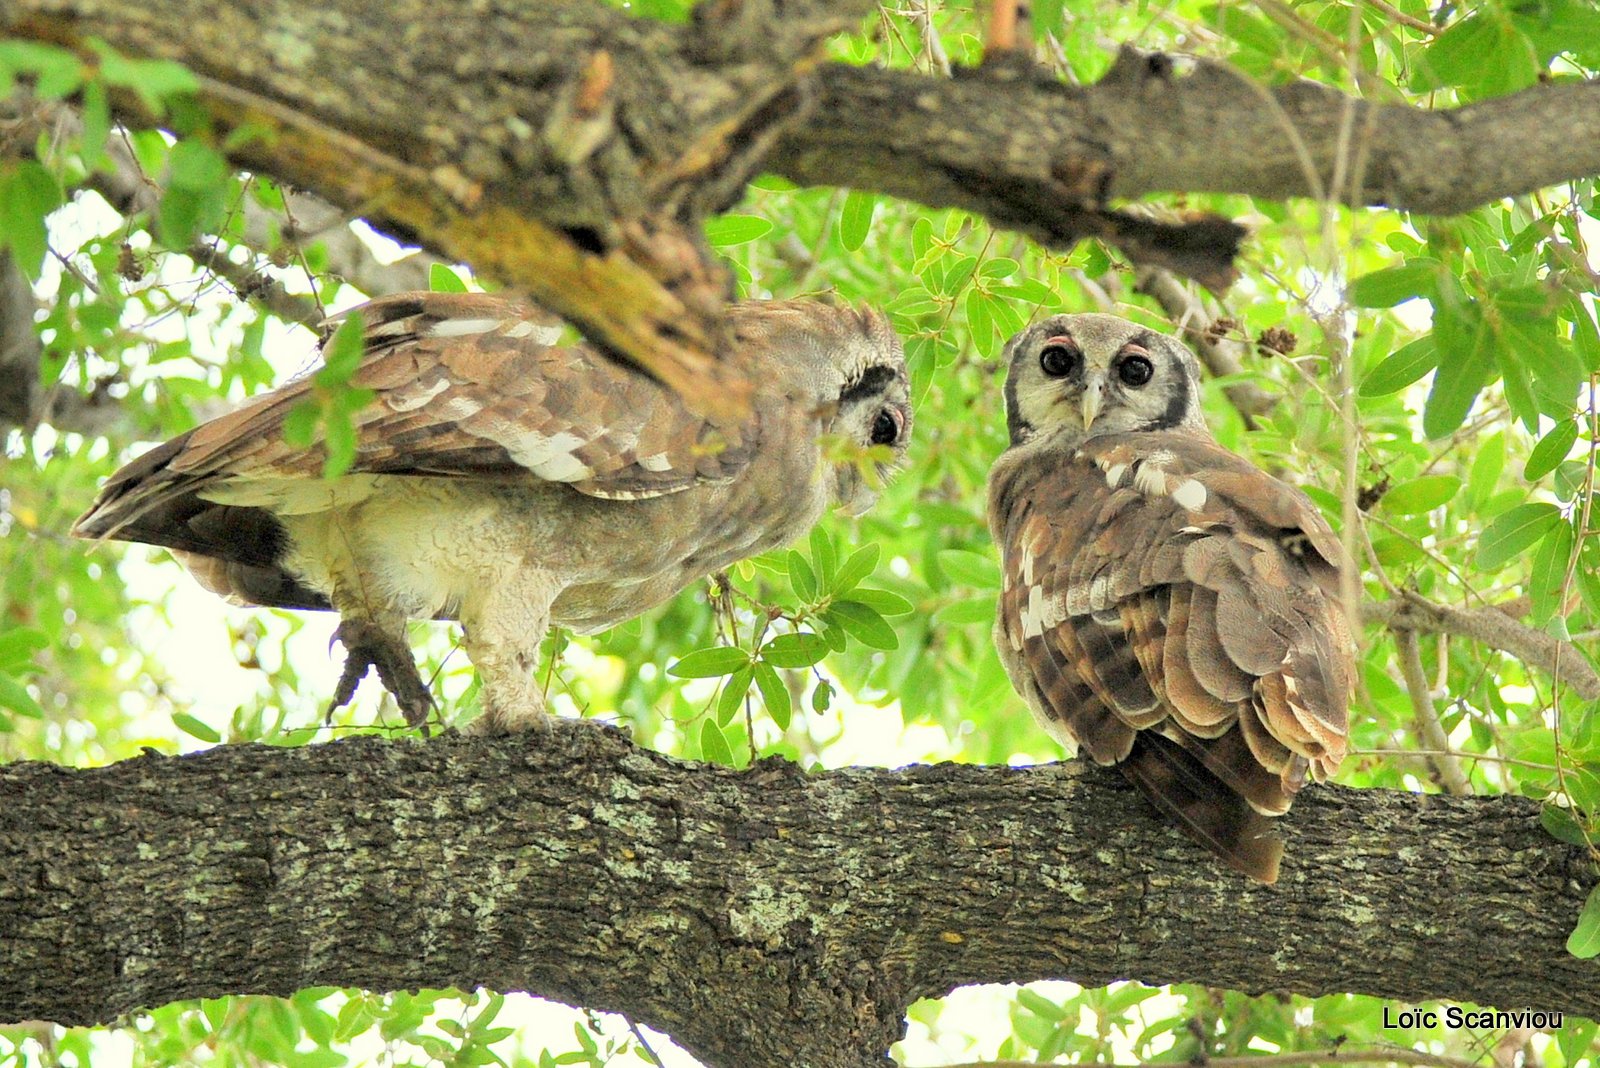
[8,2,1595,402]
[773,52,1600,225]
[2,726,1594,1068]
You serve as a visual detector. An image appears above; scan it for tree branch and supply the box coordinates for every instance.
[1365,590,1600,701]
[2,726,1595,1067]
[773,51,1600,223]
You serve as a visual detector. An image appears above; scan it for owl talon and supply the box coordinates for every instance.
[329,620,435,730]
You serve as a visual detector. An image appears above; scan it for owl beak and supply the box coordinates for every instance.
[1080,376,1105,430]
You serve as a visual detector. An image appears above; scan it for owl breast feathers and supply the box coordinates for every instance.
[74,292,912,733]
[989,314,1351,883]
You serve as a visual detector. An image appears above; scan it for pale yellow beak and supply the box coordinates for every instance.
[1080,376,1105,430]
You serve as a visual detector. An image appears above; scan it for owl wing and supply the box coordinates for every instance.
[73,291,765,547]
[993,429,1351,883]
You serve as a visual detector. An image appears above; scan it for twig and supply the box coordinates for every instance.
[1364,591,1600,701]
[1393,626,1471,795]
[1134,267,1277,425]
[1361,0,1443,36]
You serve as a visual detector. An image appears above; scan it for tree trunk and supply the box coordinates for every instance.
[2,724,1594,1067]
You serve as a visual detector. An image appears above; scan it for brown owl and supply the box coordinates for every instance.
[74,292,912,733]
[988,314,1351,882]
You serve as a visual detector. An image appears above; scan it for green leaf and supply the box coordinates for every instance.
[669,646,751,679]
[787,549,818,602]
[1016,988,1069,1021]
[0,627,48,671]
[1541,804,1591,847]
[1347,260,1439,307]
[832,543,879,595]
[811,679,833,714]
[839,190,877,252]
[1528,519,1575,624]
[1476,502,1562,571]
[842,588,915,616]
[809,527,836,589]
[705,214,772,246]
[79,78,111,171]
[933,595,997,626]
[429,263,470,292]
[1526,420,1580,481]
[322,408,359,479]
[1424,302,1495,439]
[717,666,753,726]
[0,161,63,278]
[317,314,368,386]
[938,548,1002,589]
[761,632,829,669]
[0,672,44,719]
[167,140,229,190]
[753,662,791,731]
[1567,884,1600,959]
[283,401,321,449]
[699,718,735,766]
[827,600,899,650]
[1380,476,1461,516]
[1359,336,1438,396]
[173,712,221,743]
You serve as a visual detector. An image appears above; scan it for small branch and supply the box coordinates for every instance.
[1365,591,1600,701]
[1393,626,1472,796]
[1134,266,1278,423]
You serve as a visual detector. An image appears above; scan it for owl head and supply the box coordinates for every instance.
[731,301,913,516]
[1002,314,1206,447]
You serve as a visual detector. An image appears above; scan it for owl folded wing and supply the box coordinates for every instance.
[997,429,1350,881]
[73,291,763,546]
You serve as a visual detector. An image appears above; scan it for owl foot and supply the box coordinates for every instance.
[463,699,551,736]
[329,620,435,732]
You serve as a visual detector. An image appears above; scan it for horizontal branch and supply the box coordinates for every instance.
[2,726,1595,1067]
[773,51,1600,226]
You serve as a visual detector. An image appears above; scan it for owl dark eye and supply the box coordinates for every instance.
[870,407,902,446]
[1118,355,1154,387]
[1039,343,1077,378]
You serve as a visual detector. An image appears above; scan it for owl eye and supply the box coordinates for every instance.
[1039,342,1078,378]
[1118,355,1154,387]
[870,406,903,446]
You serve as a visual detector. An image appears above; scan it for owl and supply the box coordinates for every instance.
[75,292,912,733]
[987,314,1350,882]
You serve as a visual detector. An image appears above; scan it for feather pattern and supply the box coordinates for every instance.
[992,425,1351,883]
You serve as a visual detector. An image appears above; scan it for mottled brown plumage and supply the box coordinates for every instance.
[75,292,911,732]
[988,314,1350,882]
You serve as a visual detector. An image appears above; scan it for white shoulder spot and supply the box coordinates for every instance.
[1021,584,1046,639]
[1171,478,1208,511]
[427,317,503,338]
[1104,462,1129,489]
[507,430,594,481]
[1133,460,1168,496]
[637,452,675,472]
[502,320,562,344]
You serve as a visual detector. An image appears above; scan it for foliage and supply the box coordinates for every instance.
[2,1,1600,1066]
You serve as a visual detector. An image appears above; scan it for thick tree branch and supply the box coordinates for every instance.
[4,0,877,418]
[2,726,1594,1068]
[9,1,1593,408]
[773,52,1600,224]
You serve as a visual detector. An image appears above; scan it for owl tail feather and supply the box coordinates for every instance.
[1119,733,1284,884]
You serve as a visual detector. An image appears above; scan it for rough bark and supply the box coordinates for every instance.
[2,724,1594,1067]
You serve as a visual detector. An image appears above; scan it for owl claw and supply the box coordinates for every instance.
[328,620,435,732]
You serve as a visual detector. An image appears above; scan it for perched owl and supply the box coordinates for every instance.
[75,292,911,732]
[988,314,1350,882]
